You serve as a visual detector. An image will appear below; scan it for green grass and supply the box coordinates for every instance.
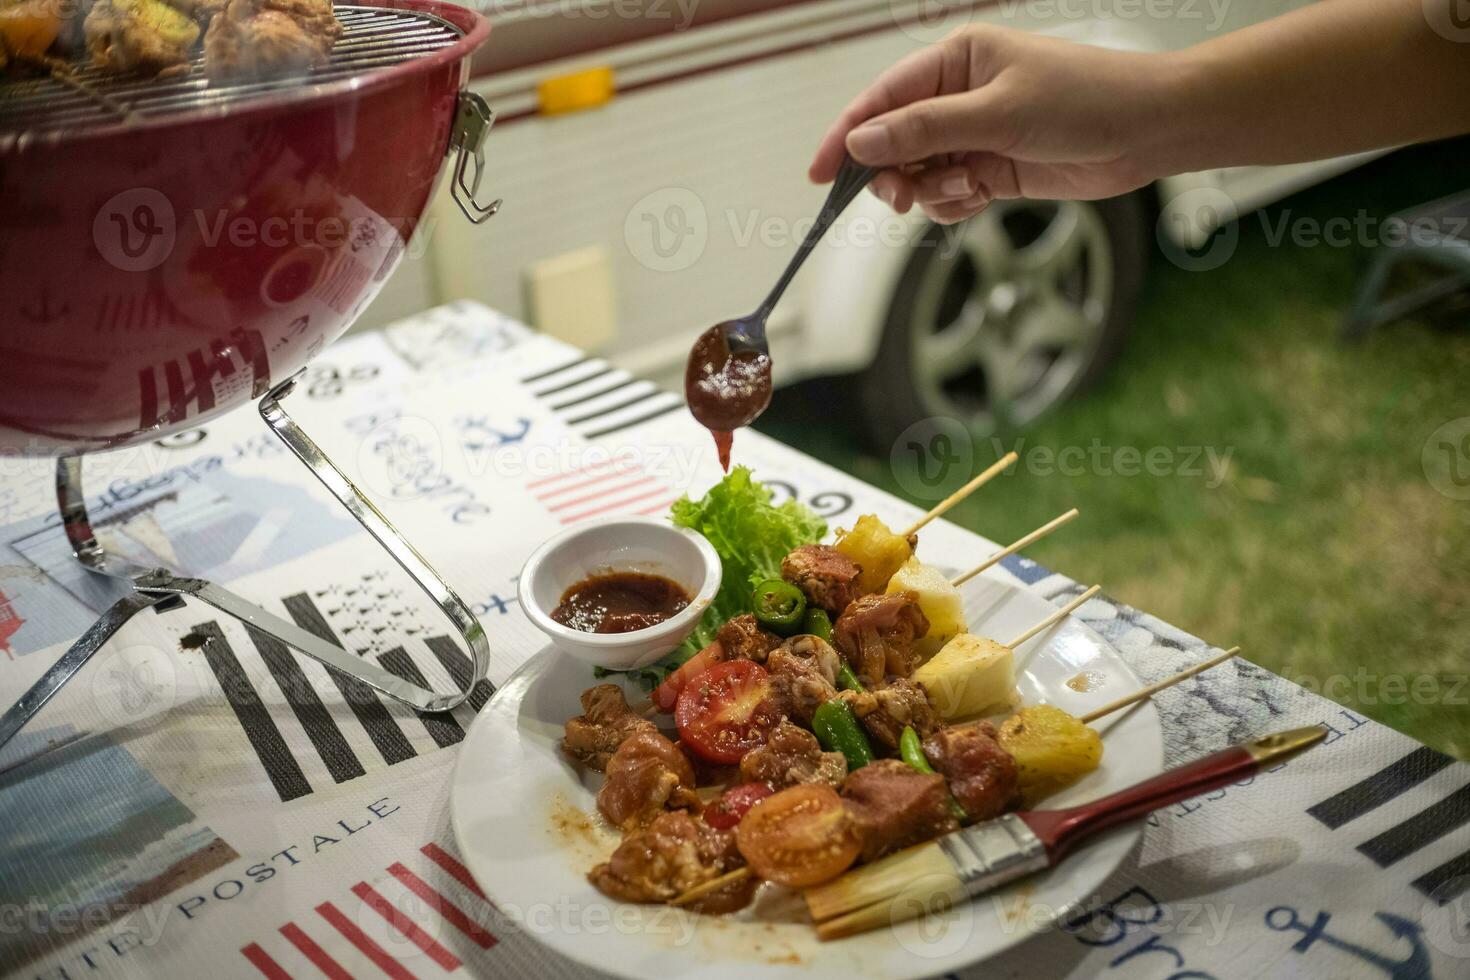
[758,138,1470,759]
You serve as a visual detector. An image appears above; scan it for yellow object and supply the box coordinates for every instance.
[886,557,965,651]
[526,246,616,349]
[537,66,615,116]
[0,0,63,58]
[834,515,912,596]
[998,704,1103,807]
[913,634,1012,720]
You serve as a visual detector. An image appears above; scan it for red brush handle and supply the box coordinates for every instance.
[1018,745,1259,862]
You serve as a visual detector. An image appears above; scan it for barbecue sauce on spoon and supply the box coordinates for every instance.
[685,323,773,471]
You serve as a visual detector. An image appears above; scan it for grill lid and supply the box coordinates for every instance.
[0,5,464,139]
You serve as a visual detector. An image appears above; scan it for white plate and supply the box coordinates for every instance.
[451,577,1163,979]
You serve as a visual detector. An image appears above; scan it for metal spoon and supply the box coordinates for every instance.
[728,155,878,357]
[686,156,877,465]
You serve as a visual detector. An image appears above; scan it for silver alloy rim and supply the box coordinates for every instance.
[907,199,1113,434]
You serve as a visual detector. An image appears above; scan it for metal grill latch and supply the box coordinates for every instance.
[451,91,502,224]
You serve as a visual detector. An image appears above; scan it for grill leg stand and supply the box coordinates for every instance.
[0,393,493,750]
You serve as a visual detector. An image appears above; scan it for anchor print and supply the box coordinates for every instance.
[1266,906,1432,980]
[19,286,70,324]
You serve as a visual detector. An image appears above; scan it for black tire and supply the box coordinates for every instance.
[855,191,1151,454]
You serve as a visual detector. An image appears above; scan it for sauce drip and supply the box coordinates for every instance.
[684,323,772,471]
[550,572,691,634]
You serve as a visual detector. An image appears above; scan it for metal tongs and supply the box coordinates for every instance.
[0,371,490,751]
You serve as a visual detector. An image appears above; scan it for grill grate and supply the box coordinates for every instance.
[0,6,463,138]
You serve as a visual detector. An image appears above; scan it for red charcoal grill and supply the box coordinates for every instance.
[0,1,502,747]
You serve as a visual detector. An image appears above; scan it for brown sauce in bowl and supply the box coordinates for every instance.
[551,572,691,634]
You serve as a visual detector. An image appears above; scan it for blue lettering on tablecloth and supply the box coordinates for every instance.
[1265,906,1432,979]
[1062,884,1221,979]
[344,408,495,524]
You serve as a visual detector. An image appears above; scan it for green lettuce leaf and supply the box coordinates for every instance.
[593,467,825,687]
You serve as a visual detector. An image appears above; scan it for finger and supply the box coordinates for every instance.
[921,187,993,225]
[809,44,949,182]
[909,164,980,205]
[845,90,1010,169]
[869,170,916,214]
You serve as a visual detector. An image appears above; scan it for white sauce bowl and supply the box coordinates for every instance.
[518,516,722,670]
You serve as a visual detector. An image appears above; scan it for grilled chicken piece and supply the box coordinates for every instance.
[596,730,700,830]
[562,684,656,773]
[84,0,199,75]
[841,759,958,862]
[781,544,862,615]
[838,677,939,752]
[922,721,1018,821]
[833,591,930,687]
[766,634,841,726]
[738,719,845,790]
[203,0,338,83]
[711,613,780,664]
[589,811,753,912]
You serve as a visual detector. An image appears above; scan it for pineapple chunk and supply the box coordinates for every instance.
[997,705,1103,807]
[834,514,912,596]
[912,634,1013,720]
[0,0,64,58]
[886,557,966,648]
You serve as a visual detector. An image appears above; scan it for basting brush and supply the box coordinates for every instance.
[805,724,1328,939]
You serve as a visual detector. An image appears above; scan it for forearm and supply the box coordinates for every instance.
[1142,0,1470,175]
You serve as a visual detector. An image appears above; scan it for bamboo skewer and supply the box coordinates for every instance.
[1005,585,1101,649]
[1079,646,1240,724]
[900,452,1018,538]
[950,509,1080,587]
[670,866,750,906]
[671,638,1237,910]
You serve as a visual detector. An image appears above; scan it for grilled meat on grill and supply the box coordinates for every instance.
[84,0,199,75]
[204,0,339,83]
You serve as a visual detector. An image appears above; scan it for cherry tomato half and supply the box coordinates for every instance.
[735,784,863,887]
[703,782,775,830]
[675,659,782,764]
[652,644,719,713]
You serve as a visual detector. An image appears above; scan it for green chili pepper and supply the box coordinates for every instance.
[802,607,832,642]
[836,662,865,693]
[752,578,806,634]
[899,726,936,774]
[899,725,968,821]
[812,699,874,771]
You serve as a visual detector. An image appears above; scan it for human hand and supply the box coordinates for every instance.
[810,26,1177,224]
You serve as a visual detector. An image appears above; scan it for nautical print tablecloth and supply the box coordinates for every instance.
[0,302,1465,980]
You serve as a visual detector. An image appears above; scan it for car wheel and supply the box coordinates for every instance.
[856,193,1149,452]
